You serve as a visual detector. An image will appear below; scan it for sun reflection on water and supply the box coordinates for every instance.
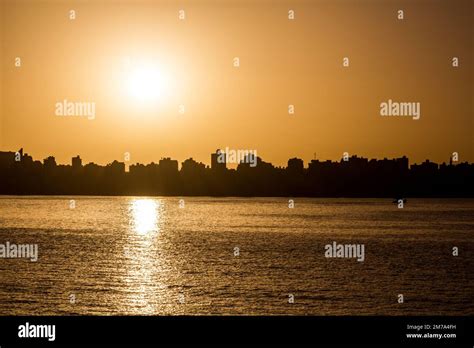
[130,199,160,235]
[124,198,165,314]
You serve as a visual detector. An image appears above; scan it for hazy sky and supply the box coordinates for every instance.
[1,0,472,167]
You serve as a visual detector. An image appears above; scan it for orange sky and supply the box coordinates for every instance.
[1,0,472,167]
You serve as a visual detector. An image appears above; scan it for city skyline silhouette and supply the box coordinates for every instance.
[1,148,472,197]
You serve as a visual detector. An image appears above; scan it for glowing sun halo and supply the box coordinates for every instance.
[126,64,168,102]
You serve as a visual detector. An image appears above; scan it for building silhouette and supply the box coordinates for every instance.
[0,149,472,197]
[211,149,226,172]
[72,155,82,169]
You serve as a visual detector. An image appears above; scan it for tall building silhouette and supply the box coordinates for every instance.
[72,155,82,169]
[211,149,226,172]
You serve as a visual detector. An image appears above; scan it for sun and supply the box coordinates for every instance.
[126,63,168,102]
